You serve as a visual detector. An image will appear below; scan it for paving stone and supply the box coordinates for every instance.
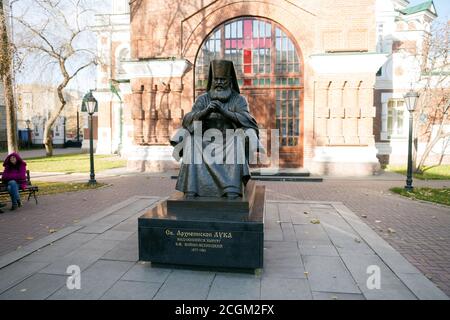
[325,227,374,256]
[278,203,314,225]
[78,223,114,234]
[303,255,360,294]
[112,220,138,232]
[397,272,449,300]
[101,237,138,262]
[310,204,334,209]
[0,261,49,294]
[263,241,305,278]
[100,280,161,300]
[38,248,107,275]
[376,252,423,275]
[0,273,66,300]
[48,260,134,300]
[264,223,283,241]
[340,254,416,300]
[96,214,130,226]
[73,196,145,226]
[261,277,312,300]
[265,203,280,221]
[22,233,97,263]
[35,239,120,277]
[98,200,156,221]
[278,207,293,223]
[0,226,84,268]
[97,230,134,241]
[310,208,335,215]
[298,244,339,257]
[264,204,283,241]
[121,263,171,284]
[207,273,261,300]
[312,291,365,300]
[280,222,297,242]
[79,199,156,229]
[363,283,417,300]
[79,199,154,234]
[293,224,332,245]
[154,270,215,300]
[78,238,120,252]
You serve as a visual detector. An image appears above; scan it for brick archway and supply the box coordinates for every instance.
[194,17,304,167]
[180,0,317,168]
[181,1,315,62]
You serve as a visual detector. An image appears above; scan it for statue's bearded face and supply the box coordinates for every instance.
[209,77,232,102]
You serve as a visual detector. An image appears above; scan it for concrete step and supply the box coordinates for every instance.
[250,168,311,177]
[250,175,323,182]
[170,175,322,182]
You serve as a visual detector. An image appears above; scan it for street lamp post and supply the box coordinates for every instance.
[82,91,98,185]
[25,119,31,149]
[404,89,419,191]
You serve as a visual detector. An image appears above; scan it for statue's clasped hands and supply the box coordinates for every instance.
[208,100,225,113]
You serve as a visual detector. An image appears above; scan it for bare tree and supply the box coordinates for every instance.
[0,0,18,153]
[412,21,450,172]
[14,0,97,156]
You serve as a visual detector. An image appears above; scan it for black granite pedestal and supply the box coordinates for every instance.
[138,182,265,270]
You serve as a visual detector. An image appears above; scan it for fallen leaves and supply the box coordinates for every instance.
[310,219,320,224]
[387,228,396,234]
[48,229,58,234]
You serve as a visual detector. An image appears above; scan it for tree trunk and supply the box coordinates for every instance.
[416,128,449,170]
[43,84,67,156]
[43,122,53,156]
[0,0,18,153]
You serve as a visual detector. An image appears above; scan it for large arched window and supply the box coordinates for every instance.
[195,17,303,152]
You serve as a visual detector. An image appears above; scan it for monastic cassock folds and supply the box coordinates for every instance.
[173,60,260,197]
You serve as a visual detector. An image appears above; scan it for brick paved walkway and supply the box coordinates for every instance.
[0,196,446,300]
[0,173,448,296]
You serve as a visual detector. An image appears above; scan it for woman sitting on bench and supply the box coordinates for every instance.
[2,152,27,211]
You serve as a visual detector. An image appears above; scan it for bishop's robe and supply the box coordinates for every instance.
[174,92,259,197]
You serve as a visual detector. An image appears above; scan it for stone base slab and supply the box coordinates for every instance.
[138,185,265,270]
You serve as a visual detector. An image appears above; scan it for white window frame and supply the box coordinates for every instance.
[381,92,409,141]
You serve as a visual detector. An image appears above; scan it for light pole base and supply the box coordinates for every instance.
[404,185,414,192]
[88,179,97,185]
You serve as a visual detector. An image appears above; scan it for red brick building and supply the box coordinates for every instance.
[93,0,447,175]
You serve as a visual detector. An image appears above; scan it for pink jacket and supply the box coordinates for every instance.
[2,152,27,189]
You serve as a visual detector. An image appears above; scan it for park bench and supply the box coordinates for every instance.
[0,170,39,204]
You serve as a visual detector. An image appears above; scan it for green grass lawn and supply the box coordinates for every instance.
[0,181,107,203]
[390,187,450,206]
[386,165,450,180]
[25,153,126,173]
